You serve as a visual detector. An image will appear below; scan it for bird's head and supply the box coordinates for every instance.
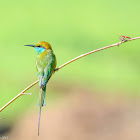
[25,41,52,54]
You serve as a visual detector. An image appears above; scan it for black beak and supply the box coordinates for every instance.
[24,45,35,47]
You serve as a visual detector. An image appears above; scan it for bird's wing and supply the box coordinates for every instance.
[36,54,56,88]
[36,60,44,87]
[42,54,56,86]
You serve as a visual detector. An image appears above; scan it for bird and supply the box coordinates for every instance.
[25,41,56,136]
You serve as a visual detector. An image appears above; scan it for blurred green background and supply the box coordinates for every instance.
[0,0,140,139]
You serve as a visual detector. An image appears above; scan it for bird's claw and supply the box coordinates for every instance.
[54,68,59,72]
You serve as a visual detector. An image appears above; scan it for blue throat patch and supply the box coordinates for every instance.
[34,47,45,54]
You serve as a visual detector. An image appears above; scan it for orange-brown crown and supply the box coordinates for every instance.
[35,41,52,50]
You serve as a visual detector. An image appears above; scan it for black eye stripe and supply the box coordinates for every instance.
[36,45,45,49]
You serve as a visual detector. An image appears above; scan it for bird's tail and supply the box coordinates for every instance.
[38,107,41,136]
[38,86,46,106]
[38,86,46,136]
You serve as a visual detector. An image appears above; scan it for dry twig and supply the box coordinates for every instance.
[0,36,140,112]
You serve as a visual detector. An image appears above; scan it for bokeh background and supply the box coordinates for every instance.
[0,0,140,139]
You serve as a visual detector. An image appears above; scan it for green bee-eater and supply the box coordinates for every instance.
[25,41,56,136]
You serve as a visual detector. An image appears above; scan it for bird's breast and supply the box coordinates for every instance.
[36,50,56,69]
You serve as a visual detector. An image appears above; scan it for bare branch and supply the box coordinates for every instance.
[21,93,32,95]
[54,37,140,71]
[0,36,140,112]
[0,80,39,112]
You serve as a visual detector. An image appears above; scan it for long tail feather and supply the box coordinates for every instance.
[38,85,46,136]
[38,107,41,136]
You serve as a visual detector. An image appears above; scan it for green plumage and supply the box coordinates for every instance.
[36,49,56,107]
[26,41,56,136]
[36,43,56,136]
